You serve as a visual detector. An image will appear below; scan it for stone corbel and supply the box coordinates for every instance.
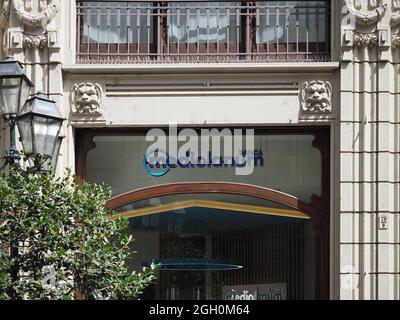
[344,0,387,26]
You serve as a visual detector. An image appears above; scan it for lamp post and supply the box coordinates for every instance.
[0,56,34,168]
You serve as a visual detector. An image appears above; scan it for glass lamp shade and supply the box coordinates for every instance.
[41,136,64,171]
[51,135,64,169]
[17,93,65,159]
[0,57,33,117]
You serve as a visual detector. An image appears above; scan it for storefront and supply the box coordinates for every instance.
[3,0,399,301]
[75,127,330,300]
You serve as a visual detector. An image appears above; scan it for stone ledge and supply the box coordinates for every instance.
[63,62,340,75]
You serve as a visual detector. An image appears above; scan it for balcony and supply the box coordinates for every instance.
[76,1,331,64]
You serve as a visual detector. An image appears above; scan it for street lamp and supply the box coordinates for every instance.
[0,56,64,171]
[0,56,33,118]
[0,56,34,167]
[17,92,65,169]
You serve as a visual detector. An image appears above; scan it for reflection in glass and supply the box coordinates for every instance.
[168,2,241,44]
[86,133,321,203]
[120,196,321,300]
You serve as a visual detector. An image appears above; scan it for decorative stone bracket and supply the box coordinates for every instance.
[299,81,333,114]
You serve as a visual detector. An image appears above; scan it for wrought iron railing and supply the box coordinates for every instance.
[76,1,331,64]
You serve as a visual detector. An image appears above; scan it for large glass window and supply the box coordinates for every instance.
[79,128,329,300]
[116,194,321,300]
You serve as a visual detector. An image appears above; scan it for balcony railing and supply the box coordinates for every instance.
[76,1,331,64]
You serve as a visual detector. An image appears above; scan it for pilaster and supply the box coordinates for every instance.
[0,0,64,174]
[340,0,400,300]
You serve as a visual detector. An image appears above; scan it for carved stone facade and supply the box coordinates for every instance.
[340,0,400,300]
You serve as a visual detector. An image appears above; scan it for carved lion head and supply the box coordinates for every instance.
[71,82,103,115]
[300,80,332,113]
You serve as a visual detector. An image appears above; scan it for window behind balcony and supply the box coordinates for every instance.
[76,1,331,63]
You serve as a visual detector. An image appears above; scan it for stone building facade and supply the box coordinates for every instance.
[0,0,399,300]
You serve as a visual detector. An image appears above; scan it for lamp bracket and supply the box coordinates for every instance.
[0,148,21,171]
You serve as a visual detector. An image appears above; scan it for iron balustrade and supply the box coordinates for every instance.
[76,1,331,63]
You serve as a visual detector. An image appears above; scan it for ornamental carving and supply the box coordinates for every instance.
[71,82,103,116]
[300,81,332,114]
[344,0,387,26]
[22,34,47,48]
[0,0,10,30]
[353,32,379,46]
[12,0,58,28]
[392,0,400,25]
[393,34,400,46]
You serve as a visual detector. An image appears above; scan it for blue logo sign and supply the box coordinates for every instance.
[143,148,171,177]
[143,148,264,177]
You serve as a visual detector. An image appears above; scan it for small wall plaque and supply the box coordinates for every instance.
[378,214,388,230]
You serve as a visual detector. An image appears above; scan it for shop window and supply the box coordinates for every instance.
[114,194,322,300]
[76,127,330,299]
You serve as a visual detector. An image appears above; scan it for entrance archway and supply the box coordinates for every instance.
[106,182,329,299]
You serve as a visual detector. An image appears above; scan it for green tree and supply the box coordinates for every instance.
[0,162,156,300]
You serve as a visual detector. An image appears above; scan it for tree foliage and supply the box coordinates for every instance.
[0,164,156,300]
